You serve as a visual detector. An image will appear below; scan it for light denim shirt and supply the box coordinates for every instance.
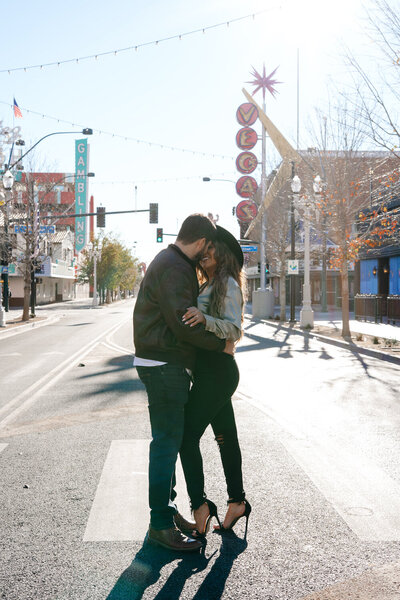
[198,276,243,341]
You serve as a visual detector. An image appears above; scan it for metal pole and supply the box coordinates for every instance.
[92,251,98,307]
[321,217,327,312]
[290,162,296,322]
[290,194,296,322]
[300,206,314,328]
[260,98,267,291]
[30,265,36,317]
[0,272,5,326]
[3,194,10,311]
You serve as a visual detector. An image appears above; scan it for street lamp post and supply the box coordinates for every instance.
[2,128,92,322]
[0,170,15,326]
[290,174,301,322]
[295,175,322,329]
[300,198,314,328]
[87,242,101,308]
[8,128,93,171]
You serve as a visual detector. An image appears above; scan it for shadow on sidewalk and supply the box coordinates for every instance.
[240,322,333,360]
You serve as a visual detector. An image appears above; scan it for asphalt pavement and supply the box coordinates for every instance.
[1,299,400,599]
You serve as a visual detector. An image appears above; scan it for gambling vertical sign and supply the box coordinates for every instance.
[75,139,89,253]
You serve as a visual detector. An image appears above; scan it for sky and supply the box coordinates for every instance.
[0,0,371,265]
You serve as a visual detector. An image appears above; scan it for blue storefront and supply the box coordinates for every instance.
[389,255,400,295]
[360,259,378,294]
[360,255,400,295]
[358,253,400,323]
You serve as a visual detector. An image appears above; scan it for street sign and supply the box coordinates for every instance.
[287,259,299,274]
[241,245,258,252]
[236,199,258,222]
[1,266,8,274]
[14,225,55,234]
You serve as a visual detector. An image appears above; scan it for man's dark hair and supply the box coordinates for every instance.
[176,214,217,244]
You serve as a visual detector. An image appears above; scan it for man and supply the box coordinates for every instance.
[134,214,233,551]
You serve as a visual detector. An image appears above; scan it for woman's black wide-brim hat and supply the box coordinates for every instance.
[216,225,244,268]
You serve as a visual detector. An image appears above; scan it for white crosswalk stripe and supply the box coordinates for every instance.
[83,440,191,542]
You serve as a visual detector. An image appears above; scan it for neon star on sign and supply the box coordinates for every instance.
[247,64,282,100]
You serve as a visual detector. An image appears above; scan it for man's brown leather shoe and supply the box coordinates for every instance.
[173,512,197,537]
[147,526,203,552]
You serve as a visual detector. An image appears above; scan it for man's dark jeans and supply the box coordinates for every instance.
[136,364,191,530]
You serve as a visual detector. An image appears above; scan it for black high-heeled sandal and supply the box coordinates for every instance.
[193,499,222,537]
[218,499,252,539]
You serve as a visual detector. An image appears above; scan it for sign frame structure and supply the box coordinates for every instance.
[75,139,89,253]
[287,259,299,275]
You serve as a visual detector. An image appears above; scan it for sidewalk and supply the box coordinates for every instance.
[245,303,400,364]
[263,305,400,342]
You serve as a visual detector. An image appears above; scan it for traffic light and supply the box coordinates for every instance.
[257,262,270,274]
[156,228,163,243]
[0,242,12,266]
[149,203,158,224]
[97,206,106,228]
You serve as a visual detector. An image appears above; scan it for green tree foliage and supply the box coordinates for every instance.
[77,234,139,301]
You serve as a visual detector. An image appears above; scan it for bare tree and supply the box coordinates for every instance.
[344,0,400,159]
[265,186,291,321]
[10,167,75,320]
[310,100,400,338]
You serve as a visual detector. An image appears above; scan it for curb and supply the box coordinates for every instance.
[0,315,61,340]
[245,315,400,367]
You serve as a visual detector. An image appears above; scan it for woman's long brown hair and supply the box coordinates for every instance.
[198,240,245,321]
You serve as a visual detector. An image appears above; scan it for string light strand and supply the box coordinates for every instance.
[0,100,234,159]
[0,8,279,74]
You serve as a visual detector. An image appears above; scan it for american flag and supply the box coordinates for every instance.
[13,98,22,118]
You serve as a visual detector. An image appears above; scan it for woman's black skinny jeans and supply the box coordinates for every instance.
[180,350,245,510]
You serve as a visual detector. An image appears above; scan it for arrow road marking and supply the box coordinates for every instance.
[83,440,190,542]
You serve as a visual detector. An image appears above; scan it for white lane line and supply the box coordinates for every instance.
[102,341,133,356]
[0,318,130,431]
[0,444,8,454]
[83,440,190,542]
[0,353,21,357]
[236,389,400,541]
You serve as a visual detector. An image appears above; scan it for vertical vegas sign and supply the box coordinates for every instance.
[75,139,89,253]
[235,103,259,233]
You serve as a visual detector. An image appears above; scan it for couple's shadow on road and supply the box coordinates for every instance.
[106,531,247,600]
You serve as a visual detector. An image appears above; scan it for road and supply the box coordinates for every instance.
[1,299,400,599]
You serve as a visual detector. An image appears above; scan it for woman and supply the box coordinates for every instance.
[179,225,251,539]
